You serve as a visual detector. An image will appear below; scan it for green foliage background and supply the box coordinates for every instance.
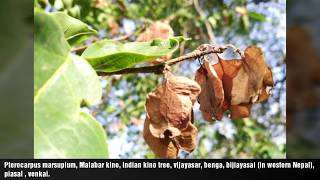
[36,0,286,158]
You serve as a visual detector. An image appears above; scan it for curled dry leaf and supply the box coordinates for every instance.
[176,122,198,152]
[136,21,174,64]
[196,45,274,120]
[195,58,224,121]
[143,118,179,159]
[143,119,198,158]
[229,104,252,119]
[231,45,274,105]
[144,72,200,158]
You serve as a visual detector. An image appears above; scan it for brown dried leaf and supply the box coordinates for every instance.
[219,59,242,101]
[230,46,273,105]
[195,59,224,121]
[230,104,252,119]
[229,66,250,105]
[176,122,198,153]
[146,72,200,136]
[213,62,224,80]
[144,118,198,158]
[143,118,179,159]
[196,45,273,120]
[144,72,200,158]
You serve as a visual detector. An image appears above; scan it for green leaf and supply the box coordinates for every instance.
[208,16,217,28]
[240,15,250,32]
[248,12,266,22]
[50,12,97,46]
[34,9,107,158]
[53,0,64,10]
[81,37,190,72]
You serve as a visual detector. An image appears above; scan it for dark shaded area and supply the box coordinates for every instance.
[0,0,34,158]
[287,0,320,158]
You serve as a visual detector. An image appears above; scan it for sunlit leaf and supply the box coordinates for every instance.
[50,12,97,46]
[81,37,190,72]
[34,9,108,158]
[248,12,266,22]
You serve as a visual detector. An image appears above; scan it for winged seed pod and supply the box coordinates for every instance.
[196,45,274,120]
[143,72,200,158]
[143,118,198,158]
[230,46,274,105]
[195,58,225,121]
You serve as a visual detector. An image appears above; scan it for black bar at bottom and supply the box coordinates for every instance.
[0,159,318,179]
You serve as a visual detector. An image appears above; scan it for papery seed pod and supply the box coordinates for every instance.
[146,72,201,137]
[196,45,273,120]
[144,72,201,158]
[230,46,274,105]
[195,59,224,121]
[229,104,252,119]
[143,117,179,159]
[176,122,198,153]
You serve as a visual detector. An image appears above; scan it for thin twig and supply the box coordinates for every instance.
[193,0,216,44]
[72,37,98,54]
[72,44,91,53]
[165,2,193,22]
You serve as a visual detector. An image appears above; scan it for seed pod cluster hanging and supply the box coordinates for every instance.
[195,45,274,121]
[143,44,274,158]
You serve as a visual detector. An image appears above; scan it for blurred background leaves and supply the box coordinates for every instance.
[36,0,286,159]
[286,0,320,158]
[0,0,33,158]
